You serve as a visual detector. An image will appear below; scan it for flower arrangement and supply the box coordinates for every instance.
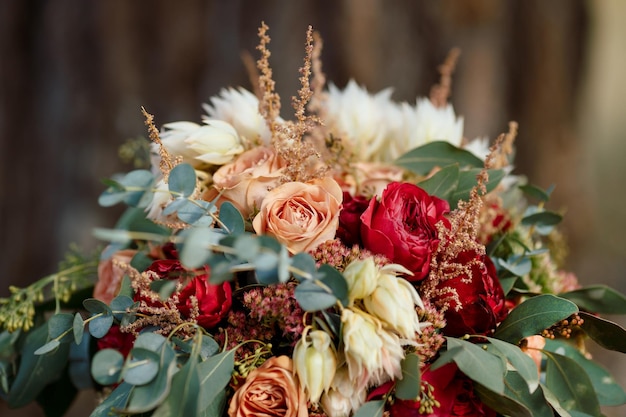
[1,23,626,417]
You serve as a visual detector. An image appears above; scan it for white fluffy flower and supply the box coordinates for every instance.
[202,87,273,145]
[320,366,367,417]
[400,98,464,151]
[154,119,243,168]
[325,80,404,163]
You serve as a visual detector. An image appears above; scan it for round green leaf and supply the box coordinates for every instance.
[73,313,85,345]
[168,163,196,197]
[110,295,135,320]
[290,252,317,281]
[134,332,167,352]
[219,201,245,235]
[91,348,124,386]
[48,313,74,342]
[123,348,160,386]
[89,314,114,338]
[295,279,338,312]
[83,298,113,315]
[179,227,220,269]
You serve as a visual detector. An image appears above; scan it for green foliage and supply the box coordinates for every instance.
[578,312,626,353]
[168,163,197,198]
[91,349,125,386]
[493,295,579,344]
[352,399,385,417]
[395,353,421,400]
[395,141,483,176]
[99,169,155,208]
[559,285,626,314]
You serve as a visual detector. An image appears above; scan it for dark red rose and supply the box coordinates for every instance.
[390,363,496,417]
[360,182,450,280]
[96,324,135,358]
[139,259,232,329]
[177,266,232,329]
[432,250,507,337]
[337,192,371,247]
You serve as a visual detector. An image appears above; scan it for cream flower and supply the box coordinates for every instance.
[155,119,243,168]
[341,308,383,383]
[325,80,403,163]
[399,98,464,151]
[293,328,337,404]
[320,366,367,417]
[343,258,378,303]
[202,87,274,145]
[144,178,172,221]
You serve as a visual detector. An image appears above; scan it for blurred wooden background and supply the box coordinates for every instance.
[1,1,625,416]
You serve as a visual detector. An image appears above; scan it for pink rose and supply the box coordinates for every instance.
[94,249,137,304]
[252,177,343,253]
[360,182,450,280]
[352,162,404,198]
[212,146,287,218]
[228,356,308,417]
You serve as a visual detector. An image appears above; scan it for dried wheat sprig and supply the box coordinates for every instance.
[430,47,461,108]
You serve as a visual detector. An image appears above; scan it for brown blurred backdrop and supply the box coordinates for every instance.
[1,0,625,416]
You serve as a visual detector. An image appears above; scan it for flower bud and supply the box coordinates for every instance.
[363,273,424,339]
[343,258,378,302]
[293,329,337,404]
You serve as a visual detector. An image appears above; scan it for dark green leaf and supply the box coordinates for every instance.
[219,201,245,235]
[125,342,177,413]
[89,382,132,417]
[295,279,338,312]
[150,280,177,301]
[198,349,235,411]
[352,399,385,417]
[131,251,155,272]
[544,350,600,416]
[8,323,70,408]
[35,364,78,417]
[501,371,553,417]
[168,163,196,197]
[521,210,563,228]
[416,164,459,200]
[499,276,519,295]
[449,168,505,207]
[68,331,93,390]
[486,337,539,393]
[493,294,578,344]
[396,353,421,400]
[394,141,483,176]
[519,184,554,202]
[475,383,533,417]
[73,313,84,345]
[578,312,626,353]
[559,285,626,314]
[89,313,114,339]
[440,337,505,394]
[544,339,626,406]
[124,347,160,386]
[91,348,124,386]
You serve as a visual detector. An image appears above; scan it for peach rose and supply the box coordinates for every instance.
[352,162,404,198]
[212,146,287,219]
[252,177,343,253]
[94,249,136,304]
[228,355,308,417]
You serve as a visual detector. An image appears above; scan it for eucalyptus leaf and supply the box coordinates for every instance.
[110,295,134,321]
[125,342,177,413]
[352,399,385,417]
[295,279,338,312]
[499,276,519,295]
[89,313,114,339]
[395,353,421,400]
[219,201,245,235]
[519,183,554,202]
[124,347,161,386]
[89,382,132,417]
[150,280,178,301]
[232,234,260,261]
[540,384,573,417]
[134,332,167,352]
[521,210,562,228]
[168,163,196,198]
[83,298,113,315]
[544,338,626,406]
[578,312,626,353]
[318,264,349,307]
[179,227,221,269]
[485,337,539,393]
[199,388,227,417]
[497,256,532,277]
[34,340,61,355]
[91,348,124,386]
[543,350,600,416]
[200,335,220,360]
[8,323,70,408]
[394,141,483,176]
[48,313,74,342]
[177,200,214,225]
[290,252,317,281]
[198,349,235,410]
[162,197,191,216]
[73,313,84,345]
[153,343,200,417]
[416,164,459,200]
[493,294,578,344]
[559,285,626,314]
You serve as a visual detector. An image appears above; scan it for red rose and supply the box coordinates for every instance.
[337,192,371,247]
[177,266,232,329]
[140,259,232,329]
[390,363,495,417]
[360,182,450,280]
[432,250,507,337]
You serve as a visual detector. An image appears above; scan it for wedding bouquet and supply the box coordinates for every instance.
[1,23,625,417]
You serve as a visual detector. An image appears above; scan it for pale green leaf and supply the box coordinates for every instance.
[91,348,124,386]
[352,400,385,417]
[395,353,421,400]
[168,163,196,198]
[198,349,235,411]
[123,347,160,386]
